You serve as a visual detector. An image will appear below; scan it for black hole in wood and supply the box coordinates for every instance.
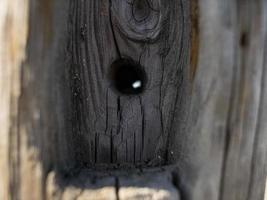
[109,58,147,95]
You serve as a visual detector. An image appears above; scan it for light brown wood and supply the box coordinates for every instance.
[0,0,29,199]
[46,167,180,200]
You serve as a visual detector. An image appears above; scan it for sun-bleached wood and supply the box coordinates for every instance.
[175,0,267,199]
[0,0,29,199]
[46,166,180,200]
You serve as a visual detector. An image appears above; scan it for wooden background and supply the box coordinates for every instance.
[0,0,266,199]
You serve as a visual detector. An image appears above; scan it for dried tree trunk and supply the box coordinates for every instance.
[0,0,266,200]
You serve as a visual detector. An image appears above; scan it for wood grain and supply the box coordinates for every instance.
[219,1,267,200]
[66,0,190,167]
[0,0,29,199]
[1,0,267,199]
[176,0,267,199]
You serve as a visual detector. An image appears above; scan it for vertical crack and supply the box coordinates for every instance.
[139,96,145,160]
[117,96,121,136]
[134,131,136,163]
[111,130,114,163]
[105,89,109,134]
[115,176,120,200]
[95,133,98,163]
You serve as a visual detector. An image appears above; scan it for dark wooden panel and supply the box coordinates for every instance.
[67,0,191,167]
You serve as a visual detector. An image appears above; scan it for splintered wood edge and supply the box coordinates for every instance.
[46,166,180,200]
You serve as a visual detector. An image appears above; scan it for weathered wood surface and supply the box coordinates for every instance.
[46,166,179,200]
[0,0,267,200]
[177,0,267,199]
[66,0,190,167]
[0,0,29,199]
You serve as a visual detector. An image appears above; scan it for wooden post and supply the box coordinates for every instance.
[0,0,266,199]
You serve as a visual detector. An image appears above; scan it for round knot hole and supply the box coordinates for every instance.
[109,58,147,95]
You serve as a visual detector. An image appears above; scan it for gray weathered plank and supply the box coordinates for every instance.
[173,0,267,200]
[219,1,267,200]
[1,0,267,200]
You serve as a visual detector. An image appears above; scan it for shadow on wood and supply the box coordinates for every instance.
[0,0,267,200]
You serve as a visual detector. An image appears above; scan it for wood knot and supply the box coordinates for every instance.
[111,0,165,42]
[132,0,151,23]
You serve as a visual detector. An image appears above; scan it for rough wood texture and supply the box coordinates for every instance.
[0,0,29,199]
[66,0,190,167]
[0,0,267,200]
[175,0,267,199]
[118,170,179,200]
[46,167,179,200]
